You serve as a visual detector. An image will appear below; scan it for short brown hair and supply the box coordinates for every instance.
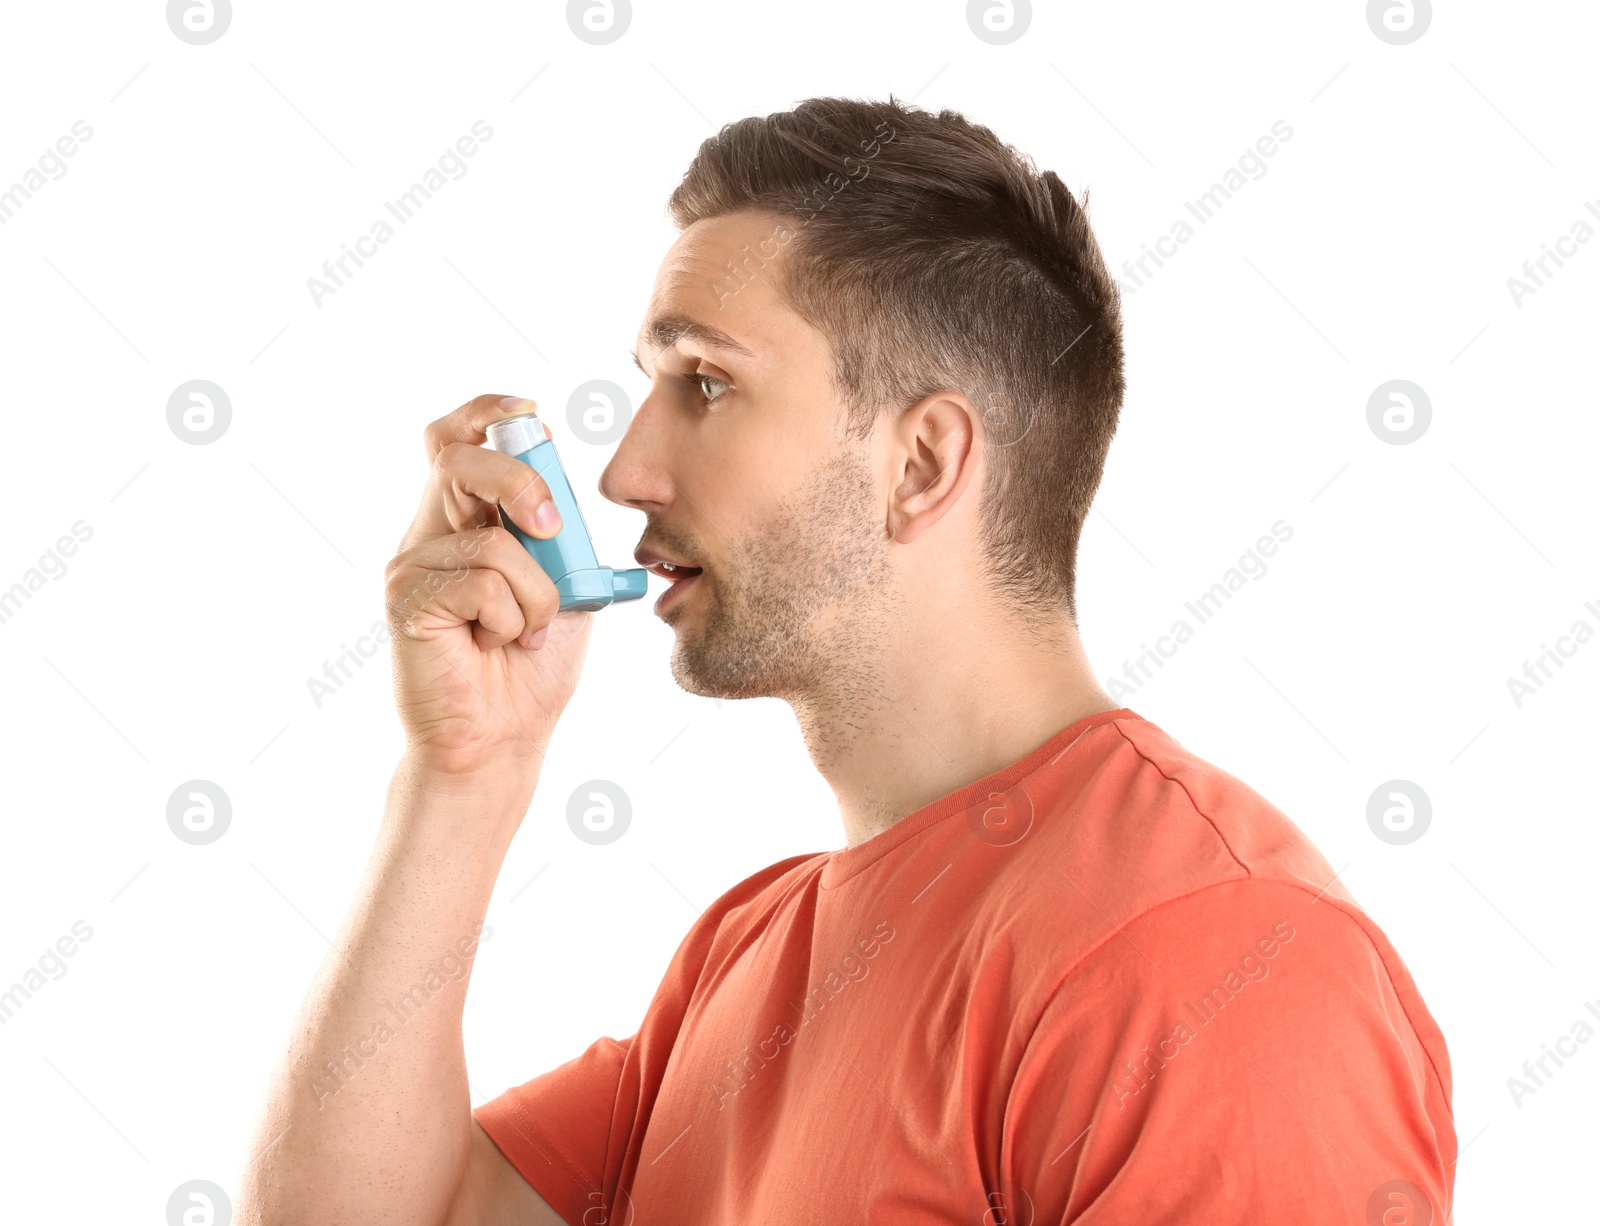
[667,94,1125,624]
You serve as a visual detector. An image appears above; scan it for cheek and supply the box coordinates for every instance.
[698,428,780,503]
[696,394,830,523]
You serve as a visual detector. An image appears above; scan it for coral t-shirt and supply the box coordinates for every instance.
[475,707,1455,1224]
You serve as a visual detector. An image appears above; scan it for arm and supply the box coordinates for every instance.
[448,1119,566,1226]
[236,394,593,1225]
[236,755,565,1226]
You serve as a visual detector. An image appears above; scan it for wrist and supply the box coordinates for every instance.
[402,738,549,782]
[394,745,544,813]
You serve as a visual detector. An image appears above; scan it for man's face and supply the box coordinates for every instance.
[599,210,899,702]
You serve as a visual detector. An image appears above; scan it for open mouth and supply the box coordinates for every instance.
[653,565,703,614]
[644,560,704,582]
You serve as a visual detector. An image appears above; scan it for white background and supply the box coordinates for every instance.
[1,1,1594,1221]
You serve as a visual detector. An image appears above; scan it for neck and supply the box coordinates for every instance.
[790,607,1117,850]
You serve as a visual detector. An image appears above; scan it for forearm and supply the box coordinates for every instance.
[237,750,537,1226]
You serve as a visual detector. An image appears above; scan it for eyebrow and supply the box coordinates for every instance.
[630,312,756,375]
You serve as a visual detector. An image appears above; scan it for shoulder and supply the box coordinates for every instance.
[1025,876,1453,1116]
[1012,713,1354,920]
[1033,876,1399,1012]
[1105,875,1407,991]
[998,716,1451,1089]
[1099,715,1341,886]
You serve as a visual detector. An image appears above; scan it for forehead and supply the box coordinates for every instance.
[635,210,795,360]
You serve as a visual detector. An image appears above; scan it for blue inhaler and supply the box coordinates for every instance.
[485,411,648,613]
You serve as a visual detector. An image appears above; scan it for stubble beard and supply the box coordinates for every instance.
[668,443,899,709]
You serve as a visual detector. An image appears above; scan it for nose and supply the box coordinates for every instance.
[598,388,677,513]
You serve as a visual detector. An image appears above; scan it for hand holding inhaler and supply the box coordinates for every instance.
[384,394,639,776]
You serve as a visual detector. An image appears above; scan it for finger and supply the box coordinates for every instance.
[422,393,551,463]
[432,441,564,539]
[387,526,561,649]
[400,395,555,549]
[439,568,526,652]
[422,393,533,462]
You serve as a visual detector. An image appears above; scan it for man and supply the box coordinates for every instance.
[239,97,1454,1224]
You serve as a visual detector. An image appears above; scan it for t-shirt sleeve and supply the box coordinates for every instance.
[473,1031,635,1222]
[998,878,1456,1224]
[472,853,816,1224]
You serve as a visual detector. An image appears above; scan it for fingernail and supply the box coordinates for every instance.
[527,626,549,650]
[499,396,537,412]
[534,499,562,534]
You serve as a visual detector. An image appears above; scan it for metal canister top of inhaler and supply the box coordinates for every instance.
[486,410,648,613]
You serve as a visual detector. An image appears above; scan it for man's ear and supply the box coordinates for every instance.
[885,392,980,545]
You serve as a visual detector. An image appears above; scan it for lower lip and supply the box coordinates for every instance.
[654,571,701,615]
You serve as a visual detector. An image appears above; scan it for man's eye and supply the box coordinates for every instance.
[687,372,729,404]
